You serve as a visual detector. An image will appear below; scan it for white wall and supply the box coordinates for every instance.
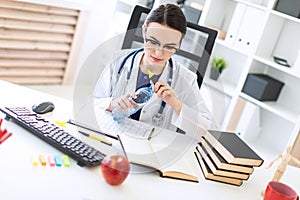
[77,0,119,76]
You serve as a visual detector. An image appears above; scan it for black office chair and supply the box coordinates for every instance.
[122,5,217,88]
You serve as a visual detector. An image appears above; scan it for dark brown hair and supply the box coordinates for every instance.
[145,4,187,38]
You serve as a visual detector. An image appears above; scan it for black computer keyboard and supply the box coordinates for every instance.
[0,106,106,167]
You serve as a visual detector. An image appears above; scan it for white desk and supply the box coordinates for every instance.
[0,80,299,200]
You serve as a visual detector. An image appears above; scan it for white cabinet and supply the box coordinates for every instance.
[199,0,300,159]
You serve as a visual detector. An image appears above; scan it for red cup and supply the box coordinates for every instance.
[264,181,299,200]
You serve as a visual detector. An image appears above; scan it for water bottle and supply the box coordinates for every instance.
[112,85,153,124]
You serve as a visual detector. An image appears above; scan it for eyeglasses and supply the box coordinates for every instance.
[145,38,179,53]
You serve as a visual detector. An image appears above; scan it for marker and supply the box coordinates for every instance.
[78,130,112,146]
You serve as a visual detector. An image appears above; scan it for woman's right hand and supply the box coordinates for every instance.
[106,93,137,112]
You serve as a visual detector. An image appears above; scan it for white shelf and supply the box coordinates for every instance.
[215,39,250,57]
[204,77,236,97]
[232,0,268,10]
[240,93,300,123]
[202,0,300,160]
[253,56,300,79]
[270,10,300,24]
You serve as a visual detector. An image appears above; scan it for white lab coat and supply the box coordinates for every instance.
[95,49,212,139]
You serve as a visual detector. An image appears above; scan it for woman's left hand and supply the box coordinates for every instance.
[154,80,182,115]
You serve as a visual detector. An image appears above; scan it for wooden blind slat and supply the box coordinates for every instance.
[0,28,73,43]
[0,0,79,16]
[1,77,62,84]
[0,68,64,76]
[0,1,83,85]
[0,18,75,34]
[0,39,70,52]
[0,8,77,25]
[0,49,68,60]
[0,59,66,68]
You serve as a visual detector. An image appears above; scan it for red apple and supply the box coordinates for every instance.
[101,154,130,186]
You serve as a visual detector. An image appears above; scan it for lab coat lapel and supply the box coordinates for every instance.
[159,61,171,86]
[124,51,143,94]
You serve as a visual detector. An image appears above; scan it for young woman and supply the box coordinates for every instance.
[95,4,212,138]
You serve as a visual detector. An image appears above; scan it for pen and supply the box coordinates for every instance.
[148,128,155,140]
[67,119,118,140]
[78,130,112,146]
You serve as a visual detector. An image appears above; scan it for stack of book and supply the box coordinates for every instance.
[194,130,264,186]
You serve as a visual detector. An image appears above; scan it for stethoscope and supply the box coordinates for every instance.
[117,48,174,126]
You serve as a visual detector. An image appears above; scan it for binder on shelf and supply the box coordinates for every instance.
[225,3,246,46]
[233,6,265,53]
[225,3,265,53]
[204,130,264,166]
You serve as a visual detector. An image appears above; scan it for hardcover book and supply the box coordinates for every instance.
[196,143,250,180]
[194,150,243,186]
[201,138,254,174]
[204,130,264,166]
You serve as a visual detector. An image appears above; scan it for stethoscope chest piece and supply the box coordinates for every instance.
[152,113,164,127]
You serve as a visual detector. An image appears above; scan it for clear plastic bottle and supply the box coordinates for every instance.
[112,85,153,124]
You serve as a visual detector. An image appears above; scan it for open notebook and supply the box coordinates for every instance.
[92,109,200,182]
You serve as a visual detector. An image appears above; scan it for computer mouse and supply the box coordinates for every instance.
[32,101,55,114]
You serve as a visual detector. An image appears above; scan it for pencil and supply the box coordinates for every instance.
[78,130,112,146]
